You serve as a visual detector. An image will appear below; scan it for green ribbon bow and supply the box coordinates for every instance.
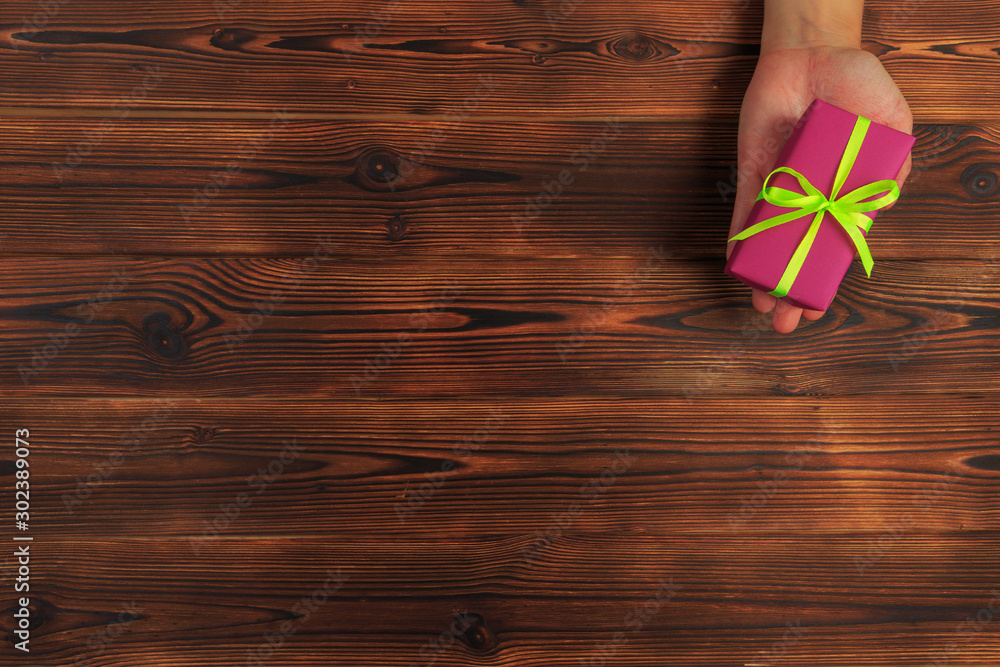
[728,116,901,299]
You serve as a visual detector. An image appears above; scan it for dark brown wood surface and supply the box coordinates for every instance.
[3,397,998,537]
[0,258,997,397]
[1,1,998,666]
[0,119,996,258]
[3,535,999,666]
[1,1,998,119]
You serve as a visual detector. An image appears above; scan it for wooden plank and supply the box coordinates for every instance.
[8,535,999,665]
[0,257,996,397]
[3,396,998,539]
[0,119,996,258]
[0,1,996,119]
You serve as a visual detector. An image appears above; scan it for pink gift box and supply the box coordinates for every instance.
[725,99,915,312]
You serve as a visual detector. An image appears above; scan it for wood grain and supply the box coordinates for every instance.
[1,2,997,665]
[2,396,997,539]
[0,118,997,259]
[0,1,997,119]
[2,535,998,666]
[0,257,996,397]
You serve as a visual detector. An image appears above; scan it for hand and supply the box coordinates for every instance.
[727,46,913,333]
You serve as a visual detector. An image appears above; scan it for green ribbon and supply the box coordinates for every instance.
[728,116,901,299]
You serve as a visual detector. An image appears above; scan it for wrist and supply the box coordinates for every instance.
[761,0,864,54]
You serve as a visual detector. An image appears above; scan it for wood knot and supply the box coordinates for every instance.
[964,455,1000,471]
[210,27,256,50]
[143,312,187,361]
[465,623,494,651]
[386,215,409,242]
[351,148,402,191]
[962,163,999,199]
[369,152,399,181]
[454,612,493,651]
[193,426,215,443]
[609,32,658,61]
[17,598,53,633]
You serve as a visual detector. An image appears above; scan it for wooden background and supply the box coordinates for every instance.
[1,1,998,665]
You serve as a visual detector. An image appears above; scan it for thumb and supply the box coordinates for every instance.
[884,152,913,210]
[727,128,785,260]
[727,161,766,260]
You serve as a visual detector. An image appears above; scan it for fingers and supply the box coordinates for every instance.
[884,153,913,210]
[751,289,825,331]
[895,151,913,192]
[751,289,777,313]
[771,299,803,334]
[896,152,913,188]
[771,301,825,331]
[751,290,799,333]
